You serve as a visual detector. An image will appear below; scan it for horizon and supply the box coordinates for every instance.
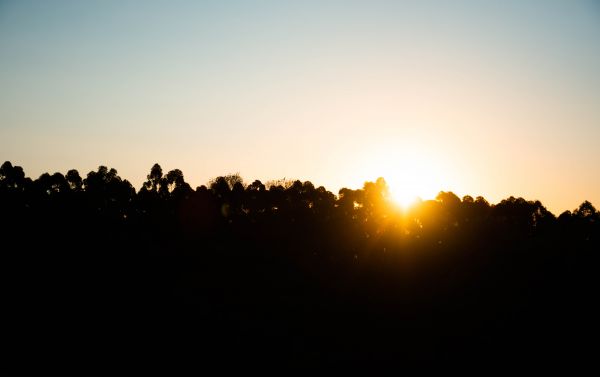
[2,159,594,215]
[1,0,599,215]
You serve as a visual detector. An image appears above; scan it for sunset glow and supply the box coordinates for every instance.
[389,188,419,210]
[1,2,599,371]
[346,141,457,209]
[0,1,598,214]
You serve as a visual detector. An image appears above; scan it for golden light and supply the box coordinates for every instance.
[389,187,419,209]
[346,142,456,210]
[385,168,433,210]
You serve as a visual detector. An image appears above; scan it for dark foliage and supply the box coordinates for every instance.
[1,161,598,374]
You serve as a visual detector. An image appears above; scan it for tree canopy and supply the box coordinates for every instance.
[1,161,598,373]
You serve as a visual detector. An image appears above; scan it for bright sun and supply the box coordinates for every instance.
[385,172,431,210]
[389,187,420,209]
[349,143,453,209]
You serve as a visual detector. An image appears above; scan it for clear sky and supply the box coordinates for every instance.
[1,0,599,214]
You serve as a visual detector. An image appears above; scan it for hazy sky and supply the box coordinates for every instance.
[1,0,599,213]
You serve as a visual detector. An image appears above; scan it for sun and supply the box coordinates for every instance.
[389,187,420,209]
[384,165,444,210]
[341,140,465,212]
[347,143,454,210]
[385,173,426,210]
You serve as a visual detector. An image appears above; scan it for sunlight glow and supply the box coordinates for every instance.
[385,170,432,211]
[348,142,457,209]
[389,189,419,210]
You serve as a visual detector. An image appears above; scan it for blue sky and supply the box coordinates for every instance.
[1,0,599,213]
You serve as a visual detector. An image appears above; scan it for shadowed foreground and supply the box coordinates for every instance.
[1,162,598,374]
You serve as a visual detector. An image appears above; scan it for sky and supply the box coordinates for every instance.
[1,0,599,214]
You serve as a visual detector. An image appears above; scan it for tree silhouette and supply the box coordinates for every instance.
[1,160,598,374]
[573,200,598,220]
[65,169,83,191]
[144,163,163,193]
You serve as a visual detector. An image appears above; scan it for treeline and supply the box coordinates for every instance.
[1,160,599,373]
[2,160,597,243]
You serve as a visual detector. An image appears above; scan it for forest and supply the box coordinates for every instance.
[1,160,598,373]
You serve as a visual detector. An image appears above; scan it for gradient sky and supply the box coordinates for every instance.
[1,0,599,213]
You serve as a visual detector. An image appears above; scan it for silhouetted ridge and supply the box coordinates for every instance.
[1,161,598,373]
